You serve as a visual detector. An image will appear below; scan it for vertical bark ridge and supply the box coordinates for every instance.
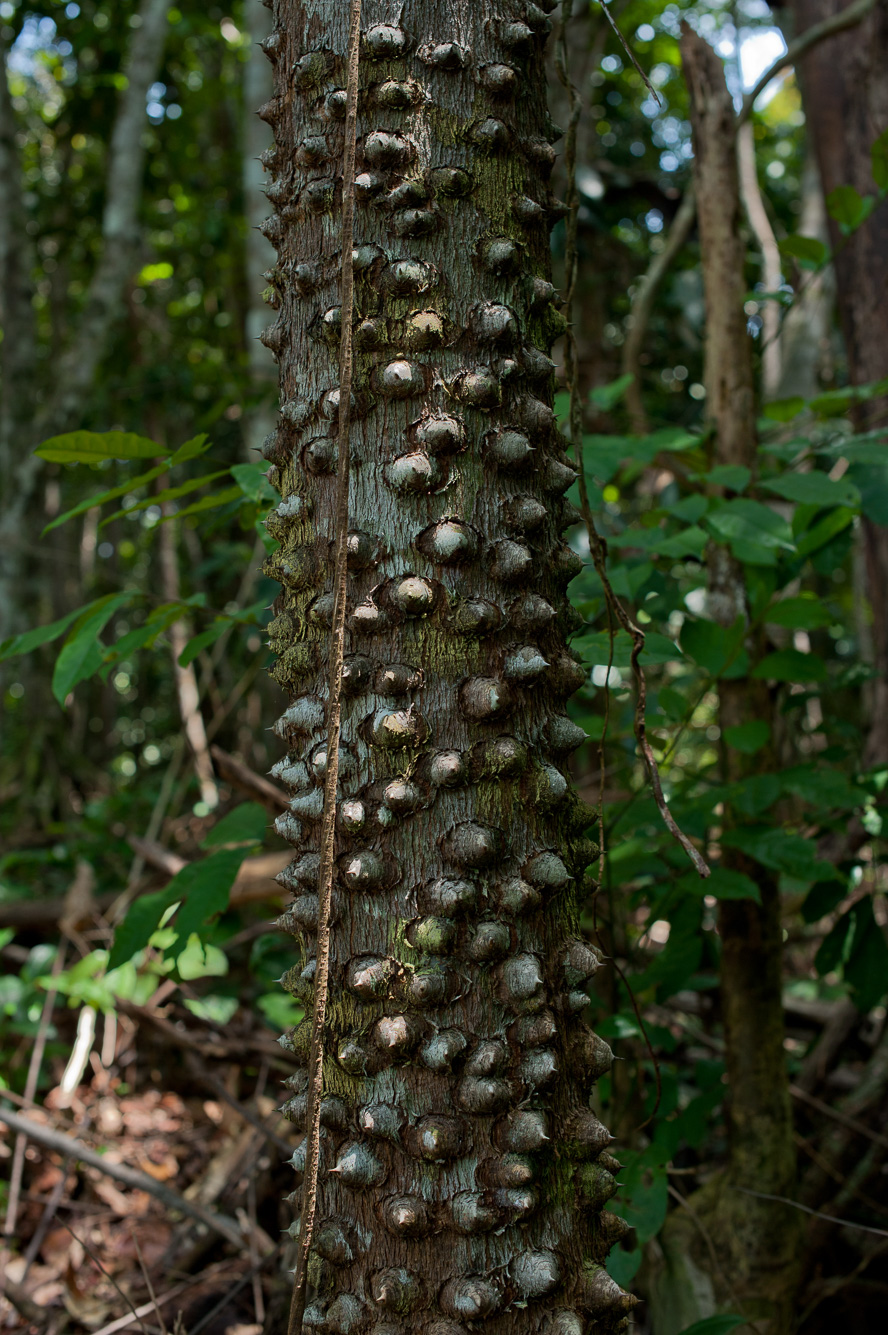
[260,3,629,1330]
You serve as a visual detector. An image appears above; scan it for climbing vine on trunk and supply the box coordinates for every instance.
[259,0,631,1328]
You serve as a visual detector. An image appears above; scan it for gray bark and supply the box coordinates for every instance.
[264,1,629,1329]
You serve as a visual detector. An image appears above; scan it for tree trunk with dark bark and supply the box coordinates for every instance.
[260,2,629,1330]
[787,0,888,768]
[648,29,801,1335]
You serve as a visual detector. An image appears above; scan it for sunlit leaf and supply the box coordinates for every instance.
[589,373,634,412]
[51,592,135,705]
[201,802,267,848]
[35,430,167,463]
[104,469,229,524]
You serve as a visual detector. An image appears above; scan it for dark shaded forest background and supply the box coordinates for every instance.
[2,2,888,1334]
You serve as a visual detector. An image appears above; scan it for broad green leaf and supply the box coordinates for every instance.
[802,879,848,924]
[679,866,761,902]
[765,596,834,630]
[680,617,749,679]
[201,802,267,848]
[608,1150,668,1244]
[752,648,826,684]
[231,461,277,502]
[721,827,834,881]
[846,463,888,525]
[815,908,853,976]
[0,598,111,664]
[730,773,782,818]
[589,373,634,412]
[777,234,829,270]
[677,1317,746,1335]
[613,525,708,559]
[666,494,709,523]
[794,505,854,558]
[108,848,245,969]
[763,397,805,423]
[104,469,229,524]
[761,472,860,509]
[690,464,751,492]
[52,592,135,705]
[35,430,167,464]
[826,184,873,230]
[779,765,861,810]
[705,498,795,556]
[178,621,229,666]
[583,434,635,482]
[843,897,888,1009]
[573,629,680,669]
[872,126,888,190]
[722,720,770,754]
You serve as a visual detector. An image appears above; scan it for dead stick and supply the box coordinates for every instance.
[210,744,288,811]
[0,1106,244,1247]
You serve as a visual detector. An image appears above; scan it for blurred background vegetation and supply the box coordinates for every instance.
[2,2,888,1334]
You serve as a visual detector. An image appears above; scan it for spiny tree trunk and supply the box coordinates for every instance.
[787,0,888,768]
[648,28,801,1335]
[259,1,631,1330]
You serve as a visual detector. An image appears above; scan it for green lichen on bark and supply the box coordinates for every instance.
[260,2,629,1330]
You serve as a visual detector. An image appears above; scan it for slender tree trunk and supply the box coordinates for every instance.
[648,29,801,1335]
[788,0,888,767]
[263,1,630,1328]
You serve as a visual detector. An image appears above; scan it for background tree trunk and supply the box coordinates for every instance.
[787,0,888,766]
[648,28,802,1335]
[261,1,632,1328]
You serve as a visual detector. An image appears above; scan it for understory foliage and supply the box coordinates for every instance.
[2,2,888,1333]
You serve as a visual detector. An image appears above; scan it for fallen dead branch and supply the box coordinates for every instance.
[0,1107,245,1248]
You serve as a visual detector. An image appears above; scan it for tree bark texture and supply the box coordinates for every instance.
[648,29,801,1335]
[789,0,888,768]
[259,2,632,1331]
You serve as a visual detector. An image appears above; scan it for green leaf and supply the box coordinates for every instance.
[678,866,761,902]
[177,621,229,667]
[605,1249,642,1286]
[201,802,267,849]
[35,430,167,464]
[802,879,847,924]
[108,848,245,970]
[752,648,826,683]
[765,596,834,630]
[871,126,888,191]
[0,598,109,664]
[665,494,709,523]
[677,1317,747,1335]
[763,397,805,423]
[614,525,709,560]
[104,469,229,524]
[722,827,835,881]
[826,184,873,231]
[722,720,770,754]
[230,462,277,502]
[583,434,635,483]
[589,373,635,412]
[846,463,888,525]
[176,935,229,980]
[680,617,749,679]
[844,897,888,1009]
[705,498,795,564]
[777,234,829,270]
[761,472,860,509]
[573,628,680,669]
[690,464,751,492]
[794,505,855,559]
[51,592,135,705]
